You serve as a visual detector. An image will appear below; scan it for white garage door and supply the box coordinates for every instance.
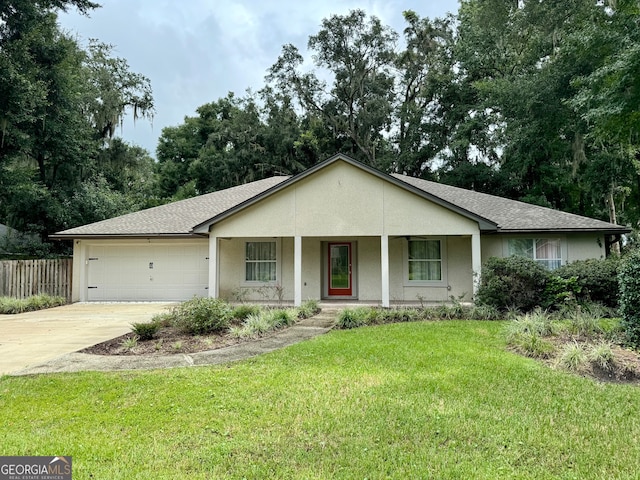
[86,243,209,301]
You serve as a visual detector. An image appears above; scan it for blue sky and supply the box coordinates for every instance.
[59,0,460,157]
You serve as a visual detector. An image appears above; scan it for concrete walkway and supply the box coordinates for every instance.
[8,308,338,376]
[0,303,173,375]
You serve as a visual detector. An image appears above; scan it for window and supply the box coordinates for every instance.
[508,238,562,269]
[245,241,276,282]
[408,239,442,281]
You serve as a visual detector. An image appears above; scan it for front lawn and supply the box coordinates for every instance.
[2,321,640,479]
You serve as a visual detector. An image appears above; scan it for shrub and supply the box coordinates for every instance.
[336,307,371,329]
[588,341,615,371]
[120,336,139,351]
[297,299,320,319]
[232,304,262,320]
[565,309,603,338]
[555,257,620,308]
[515,332,556,358]
[243,313,273,336]
[266,309,297,328]
[543,275,581,309]
[170,297,233,335]
[557,342,587,371]
[504,309,555,343]
[467,305,503,320]
[0,294,66,314]
[151,311,173,327]
[619,250,640,348]
[476,256,551,312]
[131,322,159,341]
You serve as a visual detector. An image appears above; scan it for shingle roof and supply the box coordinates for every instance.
[393,174,627,233]
[52,155,628,238]
[53,176,289,237]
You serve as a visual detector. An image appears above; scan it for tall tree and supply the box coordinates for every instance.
[267,9,397,168]
[0,0,156,246]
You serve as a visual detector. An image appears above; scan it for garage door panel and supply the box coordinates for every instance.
[87,243,209,301]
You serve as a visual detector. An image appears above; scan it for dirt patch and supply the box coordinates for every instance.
[82,326,244,356]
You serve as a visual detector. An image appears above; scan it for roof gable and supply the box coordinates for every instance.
[192,153,498,234]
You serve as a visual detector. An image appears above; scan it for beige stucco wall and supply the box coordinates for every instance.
[480,233,606,265]
[216,235,475,304]
[210,161,480,238]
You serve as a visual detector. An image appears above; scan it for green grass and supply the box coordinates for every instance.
[2,321,640,479]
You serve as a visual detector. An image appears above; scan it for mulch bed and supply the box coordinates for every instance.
[535,336,640,385]
[82,326,244,356]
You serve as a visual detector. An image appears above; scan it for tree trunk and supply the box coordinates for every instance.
[606,189,621,255]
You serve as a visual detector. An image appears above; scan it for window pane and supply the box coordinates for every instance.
[245,241,276,281]
[409,240,440,260]
[409,260,442,281]
[246,241,276,261]
[509,239,534,258]
[536,239,561,260]
[408,239,442,281]
[408,241,426,259]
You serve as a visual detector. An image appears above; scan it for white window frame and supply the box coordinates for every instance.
[403,237,447,286]
[507,237,564,270]
[243,239,280,285]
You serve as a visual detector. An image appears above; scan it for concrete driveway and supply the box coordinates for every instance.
[0,303,173,375]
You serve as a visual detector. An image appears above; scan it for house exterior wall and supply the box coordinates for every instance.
[210,161,480,239]
[480,233,606,265]
[216,235,474,303]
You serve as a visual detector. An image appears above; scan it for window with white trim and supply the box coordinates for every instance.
[508,238,562,269]
[245,241,276,282]
[408,239,442,281]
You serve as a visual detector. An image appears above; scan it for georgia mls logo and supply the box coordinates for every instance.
[0,456,72,480]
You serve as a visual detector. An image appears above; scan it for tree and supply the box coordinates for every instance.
[267,9,397,168]
[83,40,154,140]
[0,0,156,248]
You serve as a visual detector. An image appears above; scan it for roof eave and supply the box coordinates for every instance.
[50,233,206,240]
[494,227,631,235]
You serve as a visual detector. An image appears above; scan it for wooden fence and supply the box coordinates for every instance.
[0,259,72,302]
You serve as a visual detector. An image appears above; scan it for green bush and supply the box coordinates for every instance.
[476,256,551,312]
[588,341,615,371]
[619,250,640,348]
[170,297,233,335]
[151,311,173,327]
[266,309,297,328]
[131,322,159,341]
[0,294,66,314]
[336,308,371,329]
[297,299,320,319]
[232,304,262,320]
[557,342,587,371]
[555,257,620,308]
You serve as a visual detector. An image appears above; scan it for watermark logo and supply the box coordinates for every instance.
[0,456,72,480]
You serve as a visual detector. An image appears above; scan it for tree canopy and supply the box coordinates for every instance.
[2,1,639,256]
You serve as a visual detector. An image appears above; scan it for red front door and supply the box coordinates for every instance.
[328,243,352,296]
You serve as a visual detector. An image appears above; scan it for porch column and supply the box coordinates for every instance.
[472,232,482,298]
[208,235,219,298]
[381,234,390,308]
[294,235,302,307]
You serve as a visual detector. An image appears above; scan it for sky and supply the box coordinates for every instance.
[58,0,460,157]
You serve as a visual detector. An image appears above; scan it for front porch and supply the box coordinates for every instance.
[207,234,482,307]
